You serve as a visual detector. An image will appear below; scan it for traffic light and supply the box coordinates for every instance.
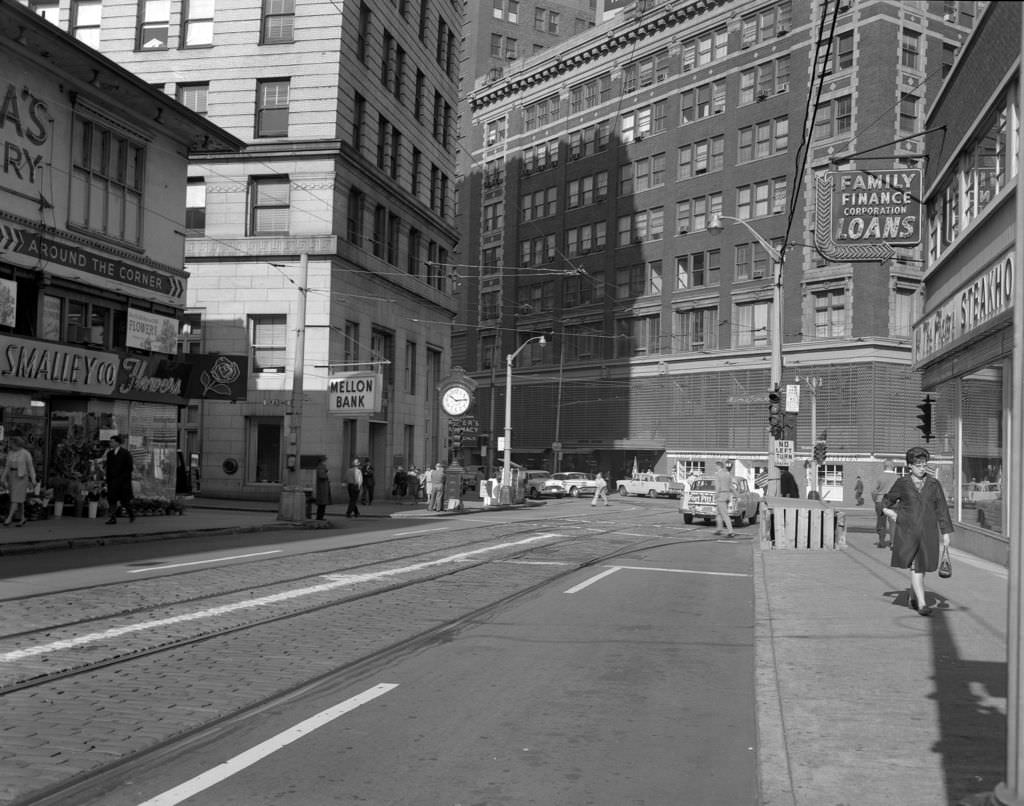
[768,386,784,439]
[783,413,798,442]
[916,395,934,442]
[813,441,827,463]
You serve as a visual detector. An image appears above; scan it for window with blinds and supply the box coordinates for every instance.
[250,314,287,372]
[250,176,289,235]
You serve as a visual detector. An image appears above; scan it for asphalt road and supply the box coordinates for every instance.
[8,498,758,805]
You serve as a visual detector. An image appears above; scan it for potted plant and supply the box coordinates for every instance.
[49,475,69,518]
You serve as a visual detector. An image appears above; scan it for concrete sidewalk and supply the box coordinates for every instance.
[756,507,1008,806]
[0,496,1010,804]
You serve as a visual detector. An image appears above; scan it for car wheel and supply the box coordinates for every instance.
[569,486,579,497]
[733,513,745,527]
[618,486,628,496]
[529,487,539,499]
[748,505,759,524]
[703,518,713,525]
[683,513,693,524]
[647,489,658,498]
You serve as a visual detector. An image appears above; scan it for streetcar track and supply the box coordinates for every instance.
[0,509,701,696]
[13,531,659,806]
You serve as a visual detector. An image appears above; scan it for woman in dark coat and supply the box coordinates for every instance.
[881,446,953,616]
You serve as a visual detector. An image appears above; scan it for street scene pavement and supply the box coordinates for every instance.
[0,494,1009,805]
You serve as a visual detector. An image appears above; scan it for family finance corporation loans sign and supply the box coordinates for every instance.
[328,372,382,414]
[814,169,922,262]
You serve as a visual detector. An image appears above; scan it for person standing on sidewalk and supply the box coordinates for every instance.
[360,459,375,506]
[591,471,609,506]
[426,462,446,511]
[104,435,135,525]
[314,455,331,520]
[2,436,36,527]
[713,460,735,537]
[881,446,953,617]
[343,458,363,518]
[871,462,896,548]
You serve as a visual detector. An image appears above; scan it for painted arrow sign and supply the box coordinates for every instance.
[0,225,185,303]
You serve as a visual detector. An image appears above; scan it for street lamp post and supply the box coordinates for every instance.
[501,335,546,503]
[708,214,784,496]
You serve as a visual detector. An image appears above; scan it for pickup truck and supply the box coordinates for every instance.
[616,474,685,498]
[681,477,761,525]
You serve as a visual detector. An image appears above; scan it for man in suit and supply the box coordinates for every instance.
[105,435,135,525]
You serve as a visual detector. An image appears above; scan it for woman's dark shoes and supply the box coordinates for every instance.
[918,605,934,617]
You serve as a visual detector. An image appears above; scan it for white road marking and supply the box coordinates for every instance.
[501,560,573,566]
[392,527,447,536]
[135,683,398,806]
[565,563,749,594]
[0,533,564,662]
[565,566,622,593]
[127,551,282,573]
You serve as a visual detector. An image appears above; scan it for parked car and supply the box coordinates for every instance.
[617,474,685,498]
[460,465,485,493]
[541,472,598,498]
[523,470,553,499]
[681,476,760,525]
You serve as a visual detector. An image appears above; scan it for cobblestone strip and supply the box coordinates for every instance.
[0,556,572,805]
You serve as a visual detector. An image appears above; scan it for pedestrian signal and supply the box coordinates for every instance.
[916,395,934,442]
[813,442,827,464]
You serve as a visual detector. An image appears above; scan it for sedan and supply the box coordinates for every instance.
[541,472,599,498]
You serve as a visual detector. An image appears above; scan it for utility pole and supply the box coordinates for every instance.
[278,253,308,521]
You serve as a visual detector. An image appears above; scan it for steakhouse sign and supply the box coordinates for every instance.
[814,169,922,262]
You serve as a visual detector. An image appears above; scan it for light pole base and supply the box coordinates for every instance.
[277,487,307,522]
[498,485,512,505]
[956,785,1024,806]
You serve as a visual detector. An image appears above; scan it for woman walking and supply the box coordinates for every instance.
[2,436,36,527]
[881,446,953,616]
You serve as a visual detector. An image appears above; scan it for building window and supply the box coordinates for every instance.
[404,340,417,395]
[901,27,921,71]
[261,0,293,44]
[961,366,1003,534]
[176,83,208,114]
[675,306,719,351]
[676,249,719,288]
[814,95,852,140]
[69,117,144,245]
[811,286,848,337]
[72,0,102,47]
[137,0,169,49]
[256,79,289,137]
[616,315,661,356]
[250,176,289,235]
[343,320,359,366]
[734,300,771,347]
[347,187,364,245]
[357,1,371,62]
[899,94,919,133]
[181,0,215,46]
[679,81,726,124]
[407,228,421,275]
[185,178,206,236]
[250,314,287,373]
[891,284,917,338]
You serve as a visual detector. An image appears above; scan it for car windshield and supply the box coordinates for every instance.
[691,480,715,491]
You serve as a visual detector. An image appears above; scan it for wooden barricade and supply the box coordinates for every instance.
[758,498,846,549]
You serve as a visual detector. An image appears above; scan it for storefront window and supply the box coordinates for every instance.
[961,365,1003,534]
[250,417,282,483]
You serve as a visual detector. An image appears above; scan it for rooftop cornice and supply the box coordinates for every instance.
[469,0,725,112]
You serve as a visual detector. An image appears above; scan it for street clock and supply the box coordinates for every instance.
[441,384,472,416]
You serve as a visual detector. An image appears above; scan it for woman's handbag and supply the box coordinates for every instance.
[938,546,952,579]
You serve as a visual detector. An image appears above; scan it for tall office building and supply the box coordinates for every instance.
[35,0,465,498]
[457,0,979,500]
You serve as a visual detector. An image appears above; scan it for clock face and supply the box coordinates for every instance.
[442,385,471,415]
